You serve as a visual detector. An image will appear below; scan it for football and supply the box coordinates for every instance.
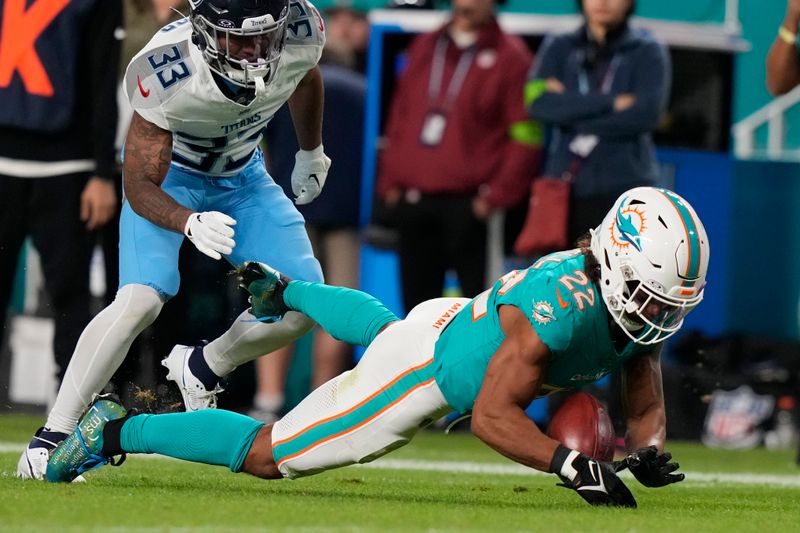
[547,392,616,461]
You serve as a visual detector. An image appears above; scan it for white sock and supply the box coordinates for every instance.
[45,284,163,433]
[203,310,314,377]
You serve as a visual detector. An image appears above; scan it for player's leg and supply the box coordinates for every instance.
[47,300,462,483]
[238,261,400,348]
[42,166,202,434]
[46,395,269,482]
[131,305,451,480]
[268,301,459,478]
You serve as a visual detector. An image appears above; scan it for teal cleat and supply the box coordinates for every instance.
[236,261,291,322]
[45,395,128,483]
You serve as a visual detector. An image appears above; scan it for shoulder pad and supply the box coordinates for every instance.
[125,40,196,109]
[285,0,325,47]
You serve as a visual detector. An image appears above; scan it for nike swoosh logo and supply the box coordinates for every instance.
[555,288,569,309]
[577,461,607,493]
[586,461,600,485]
[137,75,151,98]
[309,173,320,186]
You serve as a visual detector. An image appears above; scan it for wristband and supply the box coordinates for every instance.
[779,26,797,45]
[296,144,324,161]
[549,444,581,480]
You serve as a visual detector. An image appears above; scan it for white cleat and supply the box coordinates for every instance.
[16,427,85,482]
[162,344,223,411]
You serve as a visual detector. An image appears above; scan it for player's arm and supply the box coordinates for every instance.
[621,346,666,451]
[123,112,235,259]
[619,346,685,487]
[288,66,324,150]
[471,304,558,471]
[123,112,188,233]
[472,305,636,507]
[767,0,800,96]
[287,66,330,205]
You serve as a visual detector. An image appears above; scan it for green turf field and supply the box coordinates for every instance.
[2,414,799,532]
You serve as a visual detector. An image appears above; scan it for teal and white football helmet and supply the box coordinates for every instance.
[590,187,710,345]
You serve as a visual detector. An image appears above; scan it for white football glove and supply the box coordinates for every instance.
[291,145,331,205]
[183,211,237,260]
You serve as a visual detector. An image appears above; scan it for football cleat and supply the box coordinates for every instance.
[163,344,223,411]
[236,261,291,322]
[45,395,128,483]
[17,427,69,480]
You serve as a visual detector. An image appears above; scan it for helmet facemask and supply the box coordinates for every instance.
[191,8,288,88]
[606,266,704,345]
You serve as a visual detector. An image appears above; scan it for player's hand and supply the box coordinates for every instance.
[291,145,331,205]
[616,445,685,488]
[183,211,236,260]
[81,177,117,230]
[550,445,637,508]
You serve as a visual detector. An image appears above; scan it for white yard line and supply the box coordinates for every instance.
[2,442,799,487]
[357,458,800,488]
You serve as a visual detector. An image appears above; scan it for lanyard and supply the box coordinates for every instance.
[578,54,621,95]
[427,37,477,113]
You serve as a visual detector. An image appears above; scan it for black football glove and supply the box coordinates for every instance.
[550,445,637,508]
[616,445,685,488]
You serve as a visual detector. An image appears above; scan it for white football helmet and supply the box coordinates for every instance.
[590,187,710,345]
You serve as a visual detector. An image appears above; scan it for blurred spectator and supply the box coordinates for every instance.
[377,0,540,312]
[324,0,371,73]
[526,0,670,245]
[767,0,800,96]
[0,0,122,384]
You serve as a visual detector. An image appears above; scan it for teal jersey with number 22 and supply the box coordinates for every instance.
[431,250,650,413]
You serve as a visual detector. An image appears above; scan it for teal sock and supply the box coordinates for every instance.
[283,281,399,347]
[120,411,264,472]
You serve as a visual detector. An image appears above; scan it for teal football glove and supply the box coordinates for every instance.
[236,261,290,322]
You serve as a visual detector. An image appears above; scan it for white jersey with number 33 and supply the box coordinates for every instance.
[123,1,325,176]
